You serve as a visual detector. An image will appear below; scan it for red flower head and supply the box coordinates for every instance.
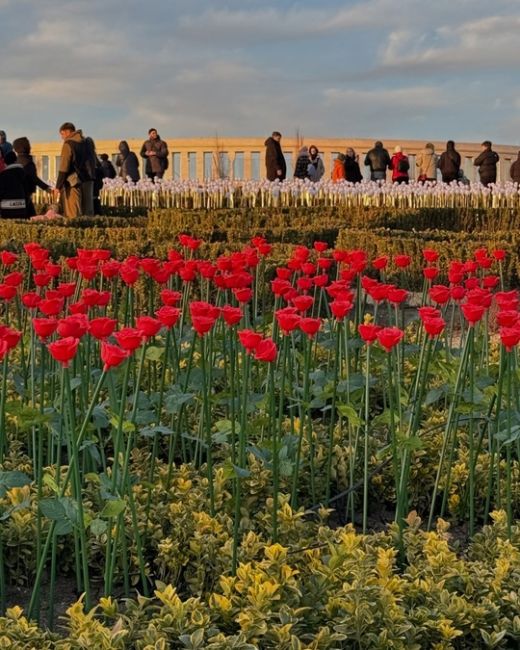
[4,271,24,287]
[301,262,316,276]
[136,316,162,338]
[89,317,117,340]
[499,326,520,352]
[423,266,439,281]
[394,254,411,268]
[0,250,18,266]
[198,261,216,280]
[358,323,381,345]
[160,289,182,306]
[422,249,439,263]
[450,285,466,302]
[271,278,292,297]
[496,310,519,328]
[68,301,88,315]
[466,287,492,309]
[387,288,408,305]
[33,273,52,288]
[482,275,500,289]
[221,305,242,327]
[313,274,329,288]
[317,257,333,270]
[38,297,64,317]
[429,284,451,305]
[101,260,121,278]
[299,317,321,338]
[367,283,391,303]
[81,289,111,307]
[372,255,388,270]
[254,337,277,363]
[492,249,506,261]
[313,241,329,253]
[191,315,217,336]
[119,264,139,286]
[296,277,313,292]
[32,317,58,341]
[114,327,143,351]
[423,316,446,338]
[0,326,21,351]
[461,302,486,325]
[57,314,89,339]
[101,341,129,371]
[376,326,404,352]
[22,291,42,310]
[47,336,80,367]
[276,267,292,280]
[0,284,17,301]
[276,307,301,334]
[418,306,441,321]
[178,234,202,250]
[45,262,61,279]
[495,291,519,311]
[293,245,310,263]
[291,294,314,313]
[463,260,478,274]
[155,306,181,329]
[251,235,267,248]
[233,287,253,304]
[330,300,353,320]
[56,282,76,298]
[238,328,263,353]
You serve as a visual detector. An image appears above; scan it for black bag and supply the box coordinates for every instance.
[397,157,409,173]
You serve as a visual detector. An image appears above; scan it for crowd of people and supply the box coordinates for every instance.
[265,132,520,188]
[0,125,168,219]
[1,125,520,219]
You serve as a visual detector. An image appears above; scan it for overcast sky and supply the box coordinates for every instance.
[1,0,519,145]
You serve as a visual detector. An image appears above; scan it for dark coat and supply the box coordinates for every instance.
[117,142,140,182]
[344,156,363,183]
[264,137,286,181]
[364,145,391,173]
[0,164,28,218]
[294,154,310,179]
[474,148,499,186]
[510,155,520,184]
[438,148,461,183]
[101,160,116,179]
[140,137,168,177]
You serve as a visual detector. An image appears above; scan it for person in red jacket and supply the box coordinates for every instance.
[331,153,346,182]
[390,146,410,184]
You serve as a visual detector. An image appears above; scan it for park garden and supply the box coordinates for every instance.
[0,191,520,648]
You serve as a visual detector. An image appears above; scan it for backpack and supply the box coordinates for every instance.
[397,157,409,173]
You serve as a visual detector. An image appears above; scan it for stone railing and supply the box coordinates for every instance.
[30,137,519,183]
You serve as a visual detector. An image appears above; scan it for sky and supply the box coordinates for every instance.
[1,0,519,145]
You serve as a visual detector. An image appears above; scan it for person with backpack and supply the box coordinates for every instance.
[390,146,410,184]
[364,141,390,181]
[54,122,90,218]
[438,140,461,183]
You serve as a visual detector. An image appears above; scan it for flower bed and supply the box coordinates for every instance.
[0,236,519,646]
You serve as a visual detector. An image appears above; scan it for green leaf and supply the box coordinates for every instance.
[164,392,195,413]
[90,517,108,536]
[145,345,164,362]
[100,499,126,518]
[42,473,59,494]
[425,386,446,406]
[140,425,173,438]
[0,471,31,491]
[336,404,362,426]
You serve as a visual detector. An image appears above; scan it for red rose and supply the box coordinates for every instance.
[254,338,277,363]
[358,323,381,344]
[89,317,117,340]
[47,336,79,367]
[101,341,129,371]
[238,328,263,353]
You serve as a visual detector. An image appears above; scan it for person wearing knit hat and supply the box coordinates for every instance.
[13,137,51,216]
[390,145,410,184]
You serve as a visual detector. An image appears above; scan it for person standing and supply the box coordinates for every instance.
[116,141,140,182]
[307,145,325,182]
[293,146,310,179]
[100,154,116,179]
[264,131,286,181]
[12,137,51,216]
[54,122,89,219]
[364,141,390,181]
[0,150,28,218]
[416,142,438,182]
[0,131,13,158]
[344,148,363,183]
[474,140,499,186]
[438,140,461,183]
[140,128,169,180]
[390,146,410,184]
[510,151,520,185]
[331,153,346,182]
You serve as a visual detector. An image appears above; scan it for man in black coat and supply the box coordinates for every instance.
[264,131,286,181]
[474,141,499,186]
[12,137,51,216]
[140,128,169,180]
[0,151,28,218]
[364,141,391,181]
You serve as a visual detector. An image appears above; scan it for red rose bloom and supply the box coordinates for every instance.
[429,285,451,305]
[136,316,162,338]
[57,314,89,339]
[376,326,404,352]
[422,249,439,263]
[114,327,143,351]
[89,317,117,340]
[221,305,242,327]
[238,328,263,353]
[423,266,439,281]
[299,317,321,338]
[101,341,129,371]
[394,254,411,268]
[499,326,520,352]
[254,338,277,363]
[32,318,58,341]
[155,306,181,329]
[422,316,446,338]
[358,323,381,344]
[291,294,314,313]
[372,255,388,270]
[275,307,301,334]
[47,336,80,367]
[330,300,353,320]
[461,302,486,325]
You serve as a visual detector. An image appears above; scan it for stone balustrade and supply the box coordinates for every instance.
[30,137,519,183]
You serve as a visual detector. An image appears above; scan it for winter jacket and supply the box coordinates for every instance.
[294,152,310,179]
[364,145,391,174]
[56,130,90,190]
[116,141,140,182]
[474,148,499,186]
[438,147,461,183]
[12,137,50,195]
[344,156,363,183]
[0,163,27,218]
[307,154,325,182]
[264,137,286,181]
[0,131,13,158]
[331,158,346,182]
[140,136,169,177]
[101,159,117,179]
[510,154,520,184]
[416,145,438,180]
[390,152,410,182]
